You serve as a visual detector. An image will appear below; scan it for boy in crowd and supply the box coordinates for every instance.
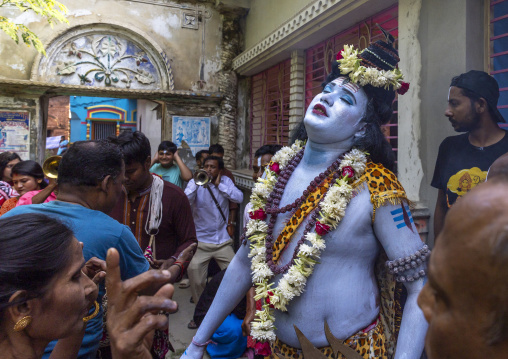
[150,140,192,189]
[195,150,209,171]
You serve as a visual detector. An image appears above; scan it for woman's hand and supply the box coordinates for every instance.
[106,248,178,359]
[81,252,106,304]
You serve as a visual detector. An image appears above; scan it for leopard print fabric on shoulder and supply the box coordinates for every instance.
[354,161,409,222]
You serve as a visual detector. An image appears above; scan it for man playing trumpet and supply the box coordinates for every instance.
[185,155,243,324]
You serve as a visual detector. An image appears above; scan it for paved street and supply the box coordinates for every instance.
[166,285,211,359]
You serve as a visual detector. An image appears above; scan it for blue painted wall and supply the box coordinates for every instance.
[69,97,137,142]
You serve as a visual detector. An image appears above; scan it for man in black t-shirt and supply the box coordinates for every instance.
[432,70,508,238]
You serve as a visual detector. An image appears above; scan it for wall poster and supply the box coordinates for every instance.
[0,111,30,160]
[172,116,210,156]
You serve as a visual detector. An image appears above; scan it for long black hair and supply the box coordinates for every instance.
[0,214,74,314]
[11,160,48,189]
[0,151,21,181]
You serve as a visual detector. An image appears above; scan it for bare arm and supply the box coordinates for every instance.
[150,152,159,168]
[180,244,253,358]
[31,179,57,204]
[174,150,193,181]
[242,287,256,336]
[433,189,448,239]
[374,202,427,359]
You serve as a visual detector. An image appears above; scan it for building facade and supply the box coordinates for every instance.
[1,0,506,244]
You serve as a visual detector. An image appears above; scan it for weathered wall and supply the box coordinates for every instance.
[137,99,161,158]
[0,96,39,160]
[0,0,223,92]
[242,0,312,49]
[236,77,251,169]
[47,96,70,138]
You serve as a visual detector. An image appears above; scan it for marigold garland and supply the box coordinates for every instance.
[246,145,368,342]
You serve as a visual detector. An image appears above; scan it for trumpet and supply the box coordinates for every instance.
[42,155,62,179]
[194,169,212,186]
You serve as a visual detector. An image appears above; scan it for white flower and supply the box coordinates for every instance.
[277,279,296,301]
[298,244,319,258]
[252,262,273,283]
[251,322,277,342]
[285,267,307,288]
[306,233,326,251]
[246,220,268,237]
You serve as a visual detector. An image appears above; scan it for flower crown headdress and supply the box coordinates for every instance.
[336,27,410,95]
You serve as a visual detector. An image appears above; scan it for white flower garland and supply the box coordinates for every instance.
[247,145,368,342]
[338,44,404,90]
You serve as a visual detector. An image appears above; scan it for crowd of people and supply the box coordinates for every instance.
[3,36,508,359]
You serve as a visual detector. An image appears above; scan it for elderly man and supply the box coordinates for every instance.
[418,179,508,358]
[182,35,426,359]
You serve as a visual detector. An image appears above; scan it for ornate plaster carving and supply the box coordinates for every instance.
[232,0,340,71]
[31,22,175,90]
[182,11,199,29]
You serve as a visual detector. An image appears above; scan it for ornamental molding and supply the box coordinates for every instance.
[233,0,341,71]
[31,22,175,90]
[232,0,395,75]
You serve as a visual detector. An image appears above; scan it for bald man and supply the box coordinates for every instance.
[418,179,508,359]
[488,152,508,180]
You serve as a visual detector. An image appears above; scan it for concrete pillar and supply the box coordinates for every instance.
[217,16,242,169]
[289,50,305,138]
[398,0,485,244]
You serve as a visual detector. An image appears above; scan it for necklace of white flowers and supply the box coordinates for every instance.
[246,143,368,342]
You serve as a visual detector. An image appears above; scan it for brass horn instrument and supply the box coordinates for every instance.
[42,155,62,179]
[194,169,211,186]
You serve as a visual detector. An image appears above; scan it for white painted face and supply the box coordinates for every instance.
[304,77,368,144]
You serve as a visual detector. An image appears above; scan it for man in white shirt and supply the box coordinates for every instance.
[185,155,243,308]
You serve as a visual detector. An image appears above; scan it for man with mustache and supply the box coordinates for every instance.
[432,70,508,238]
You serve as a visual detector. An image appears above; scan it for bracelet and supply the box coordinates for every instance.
[191,336,216,347]
[172,261,185,282]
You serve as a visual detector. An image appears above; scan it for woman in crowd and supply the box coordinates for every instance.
[0,213,178,359]
[0,152,21,207]
[0,160,55,215]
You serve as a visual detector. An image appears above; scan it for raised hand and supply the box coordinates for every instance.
[106,248,178,359]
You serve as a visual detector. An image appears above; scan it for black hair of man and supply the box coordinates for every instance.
[208,144,224,155]
[195,150,209,162]
[158,141,177,154]
[203,155,224,170]
[109,130,151,165]
[450,82,499,124]
[12,160,48,189]
[58,140,123,187]
[255,144,282,158]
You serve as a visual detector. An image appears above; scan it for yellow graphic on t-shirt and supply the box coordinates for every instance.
[447,167,487,197]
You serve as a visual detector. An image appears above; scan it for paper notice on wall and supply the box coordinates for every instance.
[172,116,210,156]
[0,111,30,160]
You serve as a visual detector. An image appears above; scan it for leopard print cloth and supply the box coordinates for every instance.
[271,177,332,263]
[266,319,386,359]
[353,161,410,222]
